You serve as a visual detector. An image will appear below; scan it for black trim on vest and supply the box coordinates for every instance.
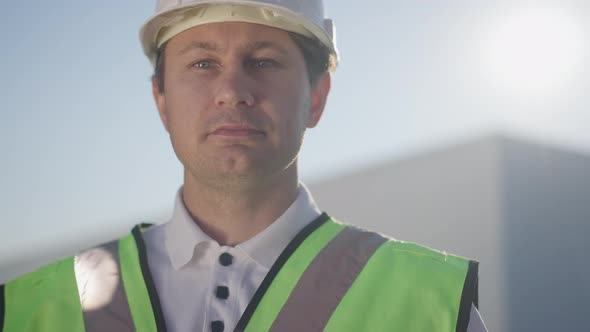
[456,260,479,332]
[234,212,330,331]
[131,225,168,332]
[1,284,5,332]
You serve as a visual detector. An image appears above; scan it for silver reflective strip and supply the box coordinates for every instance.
[75,241,135,332]
[269,226,387,332]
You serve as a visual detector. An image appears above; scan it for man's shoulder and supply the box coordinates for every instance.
[329,217,476,271]
[2,255,73,288]
[2,224,156,286]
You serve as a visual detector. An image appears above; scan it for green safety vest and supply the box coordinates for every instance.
[1,213,478,332]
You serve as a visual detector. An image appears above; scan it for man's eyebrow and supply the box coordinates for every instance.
[177,41,219,56]
[248,41,289,55]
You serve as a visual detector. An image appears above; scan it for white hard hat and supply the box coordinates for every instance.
[140,0,338,69]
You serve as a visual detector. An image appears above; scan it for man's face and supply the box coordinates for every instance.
[152,22,330,188]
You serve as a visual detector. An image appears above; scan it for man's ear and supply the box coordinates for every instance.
[306,73,331,128]
[152,76,169,132]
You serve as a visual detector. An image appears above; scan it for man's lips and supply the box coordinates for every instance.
[209,124,265,137]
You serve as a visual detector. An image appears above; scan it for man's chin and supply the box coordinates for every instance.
[197,156,268,182]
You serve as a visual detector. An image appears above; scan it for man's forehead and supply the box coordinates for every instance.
[176,40,291,57]
[169,22,294,55]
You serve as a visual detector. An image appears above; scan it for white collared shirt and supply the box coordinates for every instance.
[142,184,487,332]
[142,184,322,332]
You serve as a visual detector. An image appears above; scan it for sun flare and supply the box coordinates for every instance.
[483,7,585,97]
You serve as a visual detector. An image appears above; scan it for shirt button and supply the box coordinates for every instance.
[211,320,224,332]
[216,286,229,300]
[219,253,233,266]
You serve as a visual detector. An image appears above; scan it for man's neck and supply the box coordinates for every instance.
[181,168,299,246]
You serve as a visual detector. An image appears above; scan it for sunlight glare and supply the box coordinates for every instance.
[483,7,585,97]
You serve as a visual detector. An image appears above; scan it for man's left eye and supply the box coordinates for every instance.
[253,59,276,68]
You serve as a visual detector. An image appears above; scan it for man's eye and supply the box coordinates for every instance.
[253,59,276,68]
[192,60,211,69]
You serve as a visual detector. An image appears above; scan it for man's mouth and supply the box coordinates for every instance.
[209,124,266,137]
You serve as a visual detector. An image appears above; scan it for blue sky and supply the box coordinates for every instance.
[1,1,589,265]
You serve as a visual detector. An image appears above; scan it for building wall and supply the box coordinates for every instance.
[309,137,506,332]
[501,138,590,331]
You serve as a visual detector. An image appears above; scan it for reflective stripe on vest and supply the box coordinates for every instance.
[76,240,135,331]
[76,225,166,331]
[269,225,388,331]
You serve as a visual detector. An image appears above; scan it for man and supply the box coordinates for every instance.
[1,1,487,331]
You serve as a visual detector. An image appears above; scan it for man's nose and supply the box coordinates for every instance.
[214,68,255,109]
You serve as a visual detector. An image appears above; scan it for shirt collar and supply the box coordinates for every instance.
[165,188,216,270]
[164,183,321,270]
